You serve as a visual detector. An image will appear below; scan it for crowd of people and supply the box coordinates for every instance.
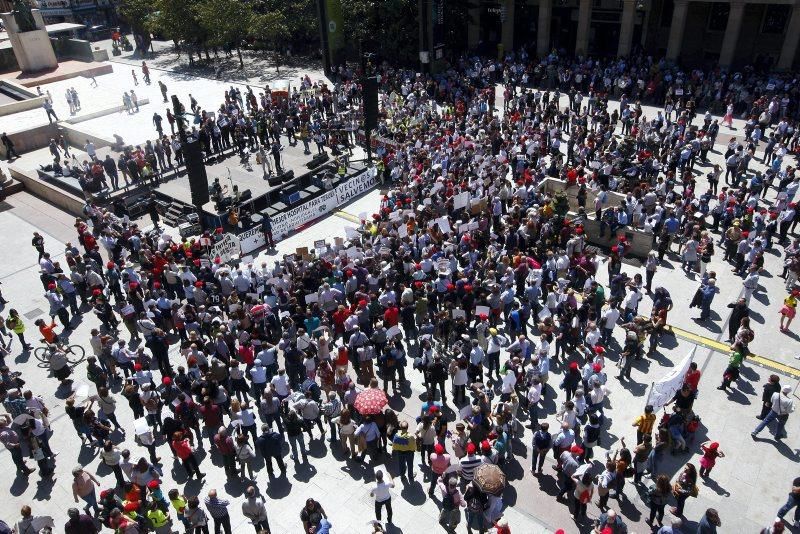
[0,47,798,534]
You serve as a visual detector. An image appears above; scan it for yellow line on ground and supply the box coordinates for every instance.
[669,326,800,378]
[333,210,361,223]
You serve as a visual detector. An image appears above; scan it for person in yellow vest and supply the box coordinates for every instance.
[146,499,172,534]
[168,488,190,532]
[5,308,33,351]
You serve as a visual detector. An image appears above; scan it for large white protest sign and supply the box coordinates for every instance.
[646,347,695,412]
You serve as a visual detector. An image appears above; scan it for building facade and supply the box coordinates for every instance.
[30,0,116,27]
[467,0,800,69]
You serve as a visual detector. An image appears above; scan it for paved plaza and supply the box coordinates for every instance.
[0,46,798,534]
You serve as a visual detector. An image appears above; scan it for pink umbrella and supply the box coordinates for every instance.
[354,388,388,415]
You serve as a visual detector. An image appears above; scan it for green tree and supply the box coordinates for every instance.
[249,11,290,71]
[149,0,207,63]
[194,0,255,68]
[340,0,418,65]
[118,0,154,55]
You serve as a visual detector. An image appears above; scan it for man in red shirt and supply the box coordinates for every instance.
[35,318,59,344]
[684,362,702,393]
[213,426,237,478]
[383,304,399,327]
[197,397,221,449]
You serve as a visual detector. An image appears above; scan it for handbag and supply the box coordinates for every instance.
[33,447,45,461]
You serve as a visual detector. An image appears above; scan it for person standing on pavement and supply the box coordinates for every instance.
[726,298,750,342]
[5,309,32,351]
[429,442,451,496]
[438,476,466,532]
[698,441,725,478]
[697,508,722,534]
[752,385,795,440]
[2,132,19,160]
[241,486,270,533]
[0,414,35,475]
[391,420,416,482]
[64,507,98,534]
[71,466,101,516]
[204,489,232,534]
[717,342,746,392]
[370,470,395,525]
[172,430,205,480]
[776,477,800,528]
[670,463,698,517]
[758,375,782,420]
[255,423,286,478]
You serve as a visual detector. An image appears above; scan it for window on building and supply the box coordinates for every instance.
[707,3,730,32]
[763,4,791,34]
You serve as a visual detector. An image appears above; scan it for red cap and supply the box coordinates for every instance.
[428,405,439,414]
[570,445,584,455]
[466,442,476,455]
[100,489,113,498]
[594,346,605,354]
[214,256,222,264]
[195,281,203,288]
[478,313,488,320]
[592,363,602,372]
[123,502,138,512]
[147,479,160,489]
[481,440,491,451]
[569,362,579,370]
[162,376,172,385]
[129,282,139,289]
[464,284,473,292]
[134,363,142,371]
[434,443,445,454]
[107,261,115,269]
[47,283,56,289]
[709,442,719,450]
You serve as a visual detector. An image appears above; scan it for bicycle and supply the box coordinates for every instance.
[34,342,86,367]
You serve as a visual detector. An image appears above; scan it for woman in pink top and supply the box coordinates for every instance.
[428,442,451,497]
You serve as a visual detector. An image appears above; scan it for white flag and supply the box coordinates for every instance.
[646,347,696,412]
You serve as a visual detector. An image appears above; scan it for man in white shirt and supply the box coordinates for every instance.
[370,470,395,523]
[752,385,795,440]
[601,307,620,345]
[270,369,290,400]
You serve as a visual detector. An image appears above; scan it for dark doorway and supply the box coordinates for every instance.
[479,2,503,54]
[589,21,620,57]
[514,1,538,51]
[551,6,577,54]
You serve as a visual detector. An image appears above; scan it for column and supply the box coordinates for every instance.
[468,3,481,48]
[665,0,688,61]
[617,0,636,57]
[575,0,591,56]
[537,0,552,56]
[718,1,746,67]
[502,0,516,53]
[777,4,800,70]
